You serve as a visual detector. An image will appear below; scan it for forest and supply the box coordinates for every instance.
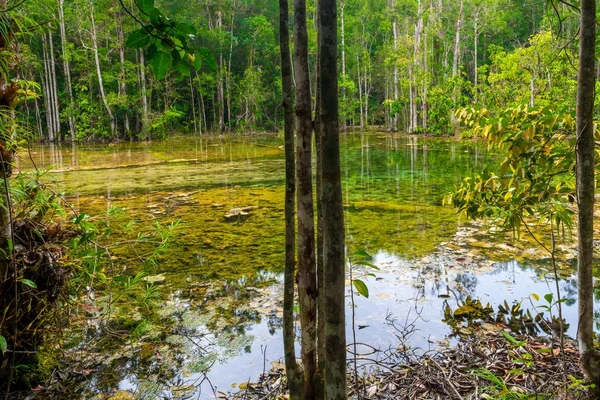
[16,0,582,140]
[0,0,600,399]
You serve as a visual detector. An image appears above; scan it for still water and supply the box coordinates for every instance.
[19,133,595,399]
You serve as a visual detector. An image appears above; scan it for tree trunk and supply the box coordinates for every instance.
[314,2,325,398]
[41,34,54,141]
[293,0,317,397]
[90,4,116,137]
[340,1,346,131]
[319,0,346,397]
[189,74,198,134]
[576,0,600,390]
[452,0,463,77]
[216,10,225,131]
[116,10,130,136]
[58,0,76,141]
[279,0,302,397]
[139,49,149,135]
[392,0,399,131]
[48,31,61,141]
[357,54,363,128]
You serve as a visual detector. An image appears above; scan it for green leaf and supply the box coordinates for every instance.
[192,55,203,70]
[150,51,172,80]
[544,293,553,304]
[173,22,196,35]
[19,279,37,288]
[173,60,190,77]
[352,249,371,258]
[353,279,369,298]
[353,260,380,270]
[198,47,216,71]
[136,0,155,15]
[126,30,151,49]
[0,335,6,355]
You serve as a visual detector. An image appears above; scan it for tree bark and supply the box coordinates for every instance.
[280,0,302,397]
[90,3,116,137]
[216,10,225,131]
[452,0,463,78]
[116,10,130,136]
[58,0,76,141]
[139,49,149,135]
[48,31,61,140]
[340,0,346,131]
[319,0,346,397]
[392,0,399,131]
[576,0,600,390]
[41,34,54,141]
[314,2,326,398]
[293,0,317,397]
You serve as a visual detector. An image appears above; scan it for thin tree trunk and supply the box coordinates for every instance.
[340,0,346,130]
[41,34,54,141]
[392,0,399,131]
[48,31,61,141]
[216,10,225,131]
[279,1,302,396]
[363,60,369,127]
[452,0,463,77]
[59,0,76,140]
[116,10,130,136]
[189,74,198,134]
[293,0,317,397]
[314,2,325,397]
[473,14,479,99]
[90,4,116,136]
[576,0,600,389]
[227,7,234,131]
[139,49,149,135]
[357,54,363,128]
[319,0,346,397]
[422,20,428,132]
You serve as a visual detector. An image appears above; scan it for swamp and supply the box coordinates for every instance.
[9,133,598,399]
[1,0,600,398]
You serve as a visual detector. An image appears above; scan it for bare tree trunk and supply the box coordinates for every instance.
[216,10,225,131]
[422,20,428,132]
[90,4,116,136]
[357,54,363,128]
[473,13,479,99]
[139,49,149,135]
[48,31,61,141]
[576,0,600,390]
[189,74,198,134]
[452,0,463,78]
[41,34,54,141]
[364,60,370,127]
[314,2,325,397]
[392,0,399,131]
[319,0,346,397]
[340,0,346,130]
[59,0,76,140]
[279,0,302,396]
[293,0,317,397]
[116,10,130,136]
[227,7,234,131]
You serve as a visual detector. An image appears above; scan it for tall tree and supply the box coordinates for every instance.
[279,0,302,397]
[293,0,317,397]
[89,2,116,136]
[318,0,346,397]
[58,0,76,140]
[575,0,600,389]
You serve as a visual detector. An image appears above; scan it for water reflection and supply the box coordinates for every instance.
[18,134,594,399]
